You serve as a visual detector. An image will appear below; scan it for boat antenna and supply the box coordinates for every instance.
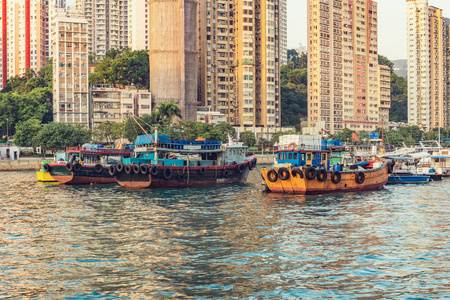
[126,111,155,144]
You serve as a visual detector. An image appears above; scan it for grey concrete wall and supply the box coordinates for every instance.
[255,155,276,165]
[0,161,41,171]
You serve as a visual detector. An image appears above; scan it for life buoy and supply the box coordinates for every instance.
[163,167,173,180]
[355,172,365,184]
[305,166,316,180]
[223,169,231,178]
[238,164,246,173]
[132,164,140,174]
[177,172,185,182]
[65,163,73,171]
[331,171,341,184]
[317,169,327,182]
[267,169,278,182]
[124,164,132,174]
[108,165,117,176]
[199,167,207,175]
[291,167,303,179]
[73,163,82,172]
[220,145,227,152]
[140,165,148,175]
[94,164,103,174]
[150,165,159,176]
[278,167,290,181]
[116,162,124,173]
[288,143,297,150]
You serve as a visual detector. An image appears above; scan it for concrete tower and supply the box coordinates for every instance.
[148,0,199,121]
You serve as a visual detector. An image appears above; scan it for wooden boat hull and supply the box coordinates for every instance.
[115,162,253,189]
[261,165,389,195]
[387,174,430,184]
[36,171,57,182]
[48,164,117,185]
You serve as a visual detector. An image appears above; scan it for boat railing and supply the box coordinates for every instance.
[66,146,132,155]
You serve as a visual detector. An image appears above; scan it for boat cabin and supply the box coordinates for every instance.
[276,150,331,169]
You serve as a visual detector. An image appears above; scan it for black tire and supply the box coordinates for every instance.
[248,161,255,171]
[238,164,246,173]
[132,164,140,174]
[140,165,148,175]
[223,169,231,178]
[278,167,290,181]
[116,162,124,173]
[305,167,316,180]
[73,163,82,172]
[163,168,173,180]
[177,172,185,182]
[65,163,72,172]
[44,164,51,172]
[331,171,341,184]
[291,167,303,179]
[108,165,117,176]
[388,161,394,174]
[267,169,278,182]
[199,167,207,175]
[355,172,365,184]
[124,164,132,174]
[317,169,327,182]
[150,165,159,176]
[94,164,103,174]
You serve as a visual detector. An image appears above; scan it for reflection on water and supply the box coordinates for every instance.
[0,171,449,298]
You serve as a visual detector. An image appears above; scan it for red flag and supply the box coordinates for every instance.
[352,132,359,142]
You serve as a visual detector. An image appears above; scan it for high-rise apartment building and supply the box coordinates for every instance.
[198,0,281,128]
[148,0,198,121]
[75,0,128,57]
[52,7,90,125]
[307,0,381,133]
[280,0,288,65]
[0,0,47,89]
[128,0,149,51]
[378,65,391,126]
[46,0,67,58]
[407,0,449,130]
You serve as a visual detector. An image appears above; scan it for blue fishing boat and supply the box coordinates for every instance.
[387,172,430,184]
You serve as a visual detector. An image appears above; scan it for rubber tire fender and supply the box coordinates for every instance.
[116,162,124,173]
[163,167,173,180]
[305,167,316,180]
[355,172,365,184]
[317,169,327,182]
[238,164,246,173]
[248,160,255,171]
[73,163,82,172]
[223,169,231,178]
[267,169,278,183]
[278,167,290,181]
[177,171,185,182]
[199,167,207,175]
[331,171,341,184]
[65,163,73,172]
[140,164,149,175]
[94,164,103,174]
[291,167,303,179]
[124,164,132,175]
[150,165,159,176]
[132,164,140,174]
[108,165,117,176]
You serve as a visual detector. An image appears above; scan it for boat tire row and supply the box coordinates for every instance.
[267,167,365,185]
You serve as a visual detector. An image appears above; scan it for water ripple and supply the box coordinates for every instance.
[0,171,449,298]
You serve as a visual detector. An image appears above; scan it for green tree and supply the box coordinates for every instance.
[32,122,79,149]
[156,101,182,123]
[13,118,42,147]
[93,121,123,144]
[240,131,256,147]
[209,122,235,143]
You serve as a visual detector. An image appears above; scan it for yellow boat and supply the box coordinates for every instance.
[36,162,58,183]
[260,145,390,194]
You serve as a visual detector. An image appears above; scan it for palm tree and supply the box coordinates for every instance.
[156,102,182,123]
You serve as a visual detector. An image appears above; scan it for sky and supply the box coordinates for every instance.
[288,0,450,61]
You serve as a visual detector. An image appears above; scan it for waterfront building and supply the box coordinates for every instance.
[128,0,149,51]
[280,0,288,65]
[307,0,382,133]
[52,7,90,125]
[0,0,47,89]
[75,0,128,57]
[407,0,449,130]
[198,0,281,128]
[90,84,152,128]
[148,0,198,121]
[378,65,391,127]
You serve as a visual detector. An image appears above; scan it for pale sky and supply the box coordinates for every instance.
[288,0,450,60]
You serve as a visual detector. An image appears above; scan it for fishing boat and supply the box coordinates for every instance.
[111,133,257,189]
[36,161,57,183]
[46,145,132,185]
[261,142,390,195]
[387,172,430,184]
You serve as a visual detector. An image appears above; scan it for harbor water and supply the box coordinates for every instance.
[0,170,449,298]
